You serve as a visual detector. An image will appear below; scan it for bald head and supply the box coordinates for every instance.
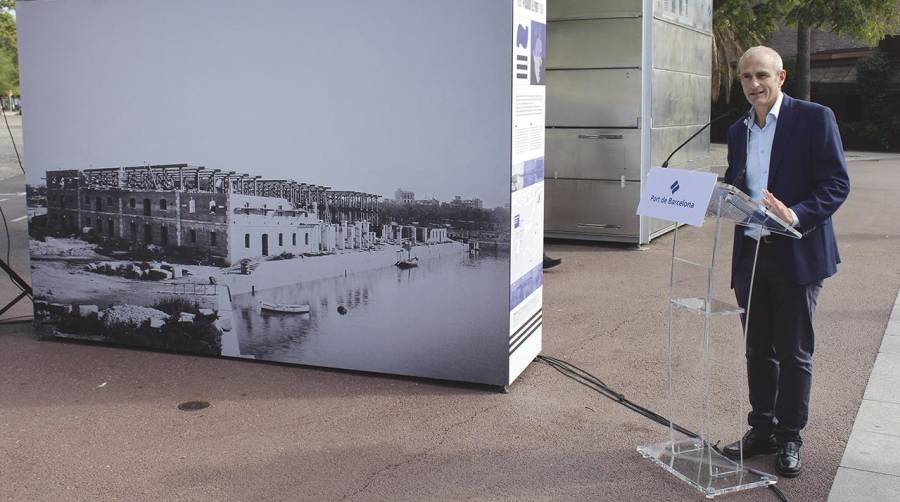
[738,46,786,123]
[739,46,783,75]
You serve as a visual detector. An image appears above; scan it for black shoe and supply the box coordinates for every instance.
[722,428,778,460]
[543,255,562,269]
[776,441,802,478]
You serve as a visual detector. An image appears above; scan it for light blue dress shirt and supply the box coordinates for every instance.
[744,93,796,238]
[745,92,782,203]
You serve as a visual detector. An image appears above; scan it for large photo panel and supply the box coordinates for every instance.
[19,0,514,385]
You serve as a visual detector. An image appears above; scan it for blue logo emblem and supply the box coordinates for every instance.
[670,180,680,194]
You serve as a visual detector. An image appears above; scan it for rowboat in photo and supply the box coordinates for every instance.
[395,257,419,269]
[395,247,419,269]
[258,301,310,314]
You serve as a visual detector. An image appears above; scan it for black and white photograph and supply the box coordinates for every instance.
[19,0,523,385]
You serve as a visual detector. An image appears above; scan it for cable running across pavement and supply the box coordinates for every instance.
[536,355,790,502]
[0,106,24,175]
[0,106,33,324]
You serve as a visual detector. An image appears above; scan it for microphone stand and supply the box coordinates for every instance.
[660,111,745,168]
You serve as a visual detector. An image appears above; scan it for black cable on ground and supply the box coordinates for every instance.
[539,354,699,438]
[0,106,24,175]
[0,204,11,264]
[0,103,34,322]
[536,355,790,502]
[0,105,17,266]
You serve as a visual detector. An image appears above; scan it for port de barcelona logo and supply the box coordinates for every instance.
[636,167,718,227]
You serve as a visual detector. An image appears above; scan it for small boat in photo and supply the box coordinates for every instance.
[395,246,419,269]
[395,256,419,269]
[259,301,310,314]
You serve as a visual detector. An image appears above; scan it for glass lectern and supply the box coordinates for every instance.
[638,182,801,498]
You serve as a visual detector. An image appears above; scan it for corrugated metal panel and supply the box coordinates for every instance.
[651,70,711,128]
[544,178,641,238]
[547,18,642,69]
[546,129,641,180]
[546,69,641,128]
[652,19,711,75]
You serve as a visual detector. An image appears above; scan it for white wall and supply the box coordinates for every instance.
[227,193,321,262]
[229,219,320,262]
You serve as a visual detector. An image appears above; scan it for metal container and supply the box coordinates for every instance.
[545,69,642,128]
[545,129,640,181]
[546,18,642,69]
[545,0,713,244]
[544,178,641,241]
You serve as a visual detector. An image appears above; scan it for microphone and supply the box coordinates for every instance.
[660,111,747,168]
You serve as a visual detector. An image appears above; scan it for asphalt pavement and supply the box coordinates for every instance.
[1,130,899,501]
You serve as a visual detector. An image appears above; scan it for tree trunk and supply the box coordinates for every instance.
[795,22,811,101]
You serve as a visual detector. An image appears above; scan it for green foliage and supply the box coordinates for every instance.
[856,49,893,98]
[780,55,799,95]
[0,9,16,95]
[786,0,900,45]
[845,50,900,150]
[715,0,793,47]
[713,0,900,102]
[712,1,798,102]
[784,0,900,100]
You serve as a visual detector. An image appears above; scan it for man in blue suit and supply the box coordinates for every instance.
[720,46,850,478]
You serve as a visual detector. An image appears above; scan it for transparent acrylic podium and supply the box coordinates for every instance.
[638,182,801,498]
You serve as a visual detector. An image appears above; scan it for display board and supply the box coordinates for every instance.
[18,0,544,386]
[508,0,546,383]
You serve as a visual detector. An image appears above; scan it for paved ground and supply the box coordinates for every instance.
[0,112,24,181]
[828,291,900,501]
[1,133,899,500]
[0,113,32,323]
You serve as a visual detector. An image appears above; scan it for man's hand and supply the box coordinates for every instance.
[762,189,794,224]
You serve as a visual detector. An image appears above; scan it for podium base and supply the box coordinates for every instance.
[637,439,777,499]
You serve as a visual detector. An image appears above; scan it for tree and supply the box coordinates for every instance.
[712,0,796,103]
[787,1,900,100]
[853,50,899,149]
[0,2,16,98]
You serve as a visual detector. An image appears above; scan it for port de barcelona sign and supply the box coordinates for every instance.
[636,167,718,227]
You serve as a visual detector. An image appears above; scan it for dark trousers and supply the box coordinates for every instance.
[734,237,822,444]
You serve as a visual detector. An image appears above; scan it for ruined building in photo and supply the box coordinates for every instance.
[43,164,381,265]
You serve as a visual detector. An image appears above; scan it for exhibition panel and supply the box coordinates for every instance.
[19,0,545,386]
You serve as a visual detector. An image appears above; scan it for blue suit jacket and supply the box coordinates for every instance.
[724,94,850,286]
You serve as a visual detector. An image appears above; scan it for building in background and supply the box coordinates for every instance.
[394,188,415,204]
[766,27,900,121]
[450,195,483,209]
[43,164,381,265]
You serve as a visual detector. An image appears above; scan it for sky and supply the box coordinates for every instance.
[17,0,514,208]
